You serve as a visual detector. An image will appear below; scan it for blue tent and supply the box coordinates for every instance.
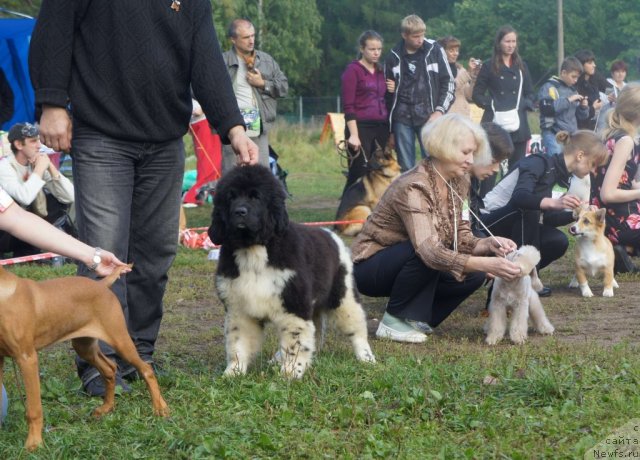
[0,18,36,131]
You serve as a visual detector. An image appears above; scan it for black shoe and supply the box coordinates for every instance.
[613,245,638,274]
[537,286,552,297]
[120,360,162,382]
[81,370,131,397]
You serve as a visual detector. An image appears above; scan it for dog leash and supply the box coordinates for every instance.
[336,140,367,171]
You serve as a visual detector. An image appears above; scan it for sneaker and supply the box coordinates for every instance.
[613,245,638,274]
[375,312,427,343]
[406,319,433,334]
[82,370,131,397]
[537,286,552,297]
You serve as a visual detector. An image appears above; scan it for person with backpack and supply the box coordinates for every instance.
[479,131,608,295]
[538,57,590,156]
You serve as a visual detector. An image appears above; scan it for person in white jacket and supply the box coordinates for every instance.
[0,122,75,255]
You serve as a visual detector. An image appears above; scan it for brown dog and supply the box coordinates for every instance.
[568,206,618,297]
[335,143,401,236]
[0,265,169,451]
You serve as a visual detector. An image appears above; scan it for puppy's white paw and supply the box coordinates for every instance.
[509,327,527,345]
[602,287,614,297]
[580,285,594,298]
[613,279,619,288]
[568,276,579,288]
[537,321,555,335]
[485,333,503,346]
[281,361,307,379]
[223,364,246,377]
[355,345,376,364]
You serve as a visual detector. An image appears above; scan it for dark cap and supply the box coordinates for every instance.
[8,123,39,143]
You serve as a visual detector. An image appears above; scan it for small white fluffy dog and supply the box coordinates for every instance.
[485,245,555,345]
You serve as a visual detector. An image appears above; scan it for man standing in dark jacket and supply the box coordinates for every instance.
[29,0,258,396]
[384,14,455,172]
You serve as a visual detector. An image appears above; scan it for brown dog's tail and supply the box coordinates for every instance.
[100,264,133,287]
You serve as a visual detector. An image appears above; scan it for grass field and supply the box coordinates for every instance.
[1,124,639,459]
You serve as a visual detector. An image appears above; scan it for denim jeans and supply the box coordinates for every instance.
[541,129,562,156]
[392,121,426,171]
[72,126,185,379]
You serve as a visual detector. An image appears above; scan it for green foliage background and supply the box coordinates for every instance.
[2,0,640,94]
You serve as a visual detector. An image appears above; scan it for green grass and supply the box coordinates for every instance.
[1,124,639,458]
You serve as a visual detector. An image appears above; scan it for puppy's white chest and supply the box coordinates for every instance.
[217,246,294,319]
[577,240,608,275]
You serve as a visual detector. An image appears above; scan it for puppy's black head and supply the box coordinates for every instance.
[208,165,289,246]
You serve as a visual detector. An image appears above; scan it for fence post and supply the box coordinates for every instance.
[336,95,341,113]
[298,96,303,126]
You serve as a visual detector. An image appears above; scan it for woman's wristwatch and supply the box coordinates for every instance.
[89,247,102,271]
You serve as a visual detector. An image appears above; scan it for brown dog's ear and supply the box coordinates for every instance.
[595,207,606,222]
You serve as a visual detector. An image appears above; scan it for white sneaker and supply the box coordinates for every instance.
[375,312,427,343]
[406,319,433,334]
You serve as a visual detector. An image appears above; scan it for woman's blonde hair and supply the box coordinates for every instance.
[421,113,491,166]
[602,82,640,140]
[556,130,608,167]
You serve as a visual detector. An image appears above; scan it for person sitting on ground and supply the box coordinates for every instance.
[469,122,514,237]
[0,122,75,256]
[480,130,608,295]
[0,183,128,427]
[591,83,640,273]
[538,57,589,156]
[351,113,520,344]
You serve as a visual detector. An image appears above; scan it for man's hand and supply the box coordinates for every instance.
[228,125,259,166]
[31,154,51,178]
[246,69,265,89]
[39,105,72,152]
[428,111,443,122]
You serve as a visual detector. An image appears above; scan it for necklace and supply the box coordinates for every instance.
[431,163,506,253]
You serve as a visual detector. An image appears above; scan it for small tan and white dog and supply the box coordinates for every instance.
[568,205,618,297]
[485,245,555,345]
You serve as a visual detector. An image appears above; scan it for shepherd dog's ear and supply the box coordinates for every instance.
[208,203,226,245]
[595,207,606,223]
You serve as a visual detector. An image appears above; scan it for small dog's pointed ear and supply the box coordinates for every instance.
[208,205,226,245]
[595,207,606,222]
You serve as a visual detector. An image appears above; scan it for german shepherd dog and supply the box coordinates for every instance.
[335,143,401,236]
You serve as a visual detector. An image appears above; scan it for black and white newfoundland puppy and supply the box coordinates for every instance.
[208,165,375,378]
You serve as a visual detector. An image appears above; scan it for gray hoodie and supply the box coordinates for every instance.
[538,76,589,133]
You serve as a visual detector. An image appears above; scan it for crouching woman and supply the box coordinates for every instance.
[351,114,520,343]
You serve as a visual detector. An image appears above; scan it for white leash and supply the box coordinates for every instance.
[432,165,508,254]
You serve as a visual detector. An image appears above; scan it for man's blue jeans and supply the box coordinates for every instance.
[72,126,185,380]
[542,129,562,156]
[392,121,427,171]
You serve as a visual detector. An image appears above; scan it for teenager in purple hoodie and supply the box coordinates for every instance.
[340,30,390,192]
